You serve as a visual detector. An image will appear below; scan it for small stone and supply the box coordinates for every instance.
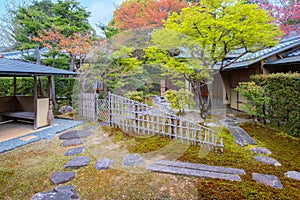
[59,130,93,140]
[65,156,90,169]
[95,158,114,170]
[54,185,79,199]
[50,171,75,185]
[252,173,283,189]
[250,147,272,155]
[64,146,86,156]
[30,191,73,200]
[284,171,300,181]
[61,139,83,147]
[254,156,281,166]
[122,154,143,166]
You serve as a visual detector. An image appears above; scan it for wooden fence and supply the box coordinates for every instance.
[109,93,223,151]
[78,92,224,151]
[77,92,98,122]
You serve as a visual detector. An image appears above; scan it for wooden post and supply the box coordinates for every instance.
[13,76,17,96]
[33,75,38,129]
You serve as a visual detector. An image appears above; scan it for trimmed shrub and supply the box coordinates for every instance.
[237,73,300,137]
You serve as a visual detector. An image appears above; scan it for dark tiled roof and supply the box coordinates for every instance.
[0,58,77,76]
[222,36,300,71]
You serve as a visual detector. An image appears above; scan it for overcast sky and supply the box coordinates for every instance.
[0,0,125,34]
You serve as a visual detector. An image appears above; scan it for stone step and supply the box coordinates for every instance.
[147,164,242,181]
[64,146,86,156]
[254,156,281,167]
[154,160,245,175]
[61,139,83,147]
[50,171,75,185]
[227,126,257,147]
[59,130,94,140]
[65,156,90,169]
[252,173,283,189]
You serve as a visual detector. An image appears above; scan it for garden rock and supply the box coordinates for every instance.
[65,156,90,169]
[250,147,272,155]
[122,154,143,166]
[50,171,75,185]
[228,126,257,147]
[54,186,79,199]
[61,139,83,147]
[58,106,74,114]
[64,146,86,156]
[31,186,79,200]
[95,158,114,170]
[254,156,281,166]
[59,130,93,140]
[252,173,283,189]
[284,171,300,181]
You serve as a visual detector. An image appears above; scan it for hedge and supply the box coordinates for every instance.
[237,73,300,137]
[0,77,75,107]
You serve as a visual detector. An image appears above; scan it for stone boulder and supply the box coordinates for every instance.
[59,106,74,114]
[252,173,283,189]
[65,156,90,169]
[254,156,281,166]
[31,185,79,200]
[59,130,93,140]
[50,171,75,185]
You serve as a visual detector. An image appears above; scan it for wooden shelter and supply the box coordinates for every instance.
[0,58,77,129]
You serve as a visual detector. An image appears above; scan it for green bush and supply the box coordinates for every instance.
[237,73,300,137]
[0,77,75,106]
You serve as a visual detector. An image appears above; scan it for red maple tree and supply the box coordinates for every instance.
[254,0,300,37]
[113,0,188,30]
[33,26,95,71]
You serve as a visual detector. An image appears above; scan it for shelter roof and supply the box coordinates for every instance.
[0,58,77,76]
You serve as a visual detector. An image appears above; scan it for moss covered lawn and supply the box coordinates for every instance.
[0,123,299,199]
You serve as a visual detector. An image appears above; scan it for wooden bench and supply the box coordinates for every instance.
[0,111,34,120]
[0,96,49,129]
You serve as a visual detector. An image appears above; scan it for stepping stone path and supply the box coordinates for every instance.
[252,173,283,189]
[254,156,281,167]
[64,146,86,156]
[250,147,272,155]
[122,154,143,166]
[65,156,90,169]
[50,171,75,185]
[59,130,94,140]
[61,139,83,147]
[227,126,257,147]
[284,171,300,181]
[31,185,79,200]
[95,158,114,170]
[147,160,244,181]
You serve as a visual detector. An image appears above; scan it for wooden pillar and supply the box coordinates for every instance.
[48,76,51,99]
[33,75,38,129]
[13,76,17,96]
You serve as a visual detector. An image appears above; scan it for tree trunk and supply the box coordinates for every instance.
[69,55,75,72]
[190,80,210,119]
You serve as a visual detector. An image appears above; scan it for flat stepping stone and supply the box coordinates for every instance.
[65,156,90,169]
[250,147,272,155]
[50,171,75,185]
[227,126,257,147]
[31,185,79,200]
[95,158,114,170]
[254,156,281,166]
[59,130,93,140]
[99,122,109,126]
[122,154,143,166]
[61,139,83,147]
[154,160,245,175]
[284,171,300,181]
[147,164,242,181]
[64,146,86,156]
[252,173,283,189]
